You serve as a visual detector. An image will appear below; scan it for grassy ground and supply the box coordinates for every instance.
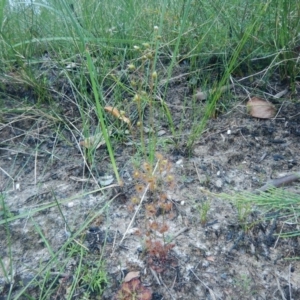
[1,0,300,299]
[1,0,299,155]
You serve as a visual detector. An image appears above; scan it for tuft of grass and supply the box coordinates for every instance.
[217,187,300,236]
[197,200,211,226]
[0,188,114,299]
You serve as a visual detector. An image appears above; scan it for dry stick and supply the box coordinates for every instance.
[168,227,189,243]
[189,269,219,300]
[112,160,160,255]
[288,264,292,300]
[34,150,38,185]
[273,223,284,249]
[257,172,300,193]
[275,275,287,300]
[158,273,176,300]
[149,267,161,285]
[0,167,15,191]
[66,123,102,190]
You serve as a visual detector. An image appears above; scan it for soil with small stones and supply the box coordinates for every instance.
[1,60,300,300]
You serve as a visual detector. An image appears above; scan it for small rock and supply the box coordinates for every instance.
[215,179,223,188]
[202,261,209,267]
[176,159,183,167]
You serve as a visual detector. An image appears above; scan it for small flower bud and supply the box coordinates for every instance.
[127,63,135,70]
[142,43,150,48]
[133,94,141,102]
[146,52,153,59]
[152,71,157,79]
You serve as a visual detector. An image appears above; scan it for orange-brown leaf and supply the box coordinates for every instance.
[246,97,276,119]
[104,106,131,125]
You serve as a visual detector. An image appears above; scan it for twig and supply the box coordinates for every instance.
[34,150,38,185]
[194,162,202,184]
[158,273,176,300]
[257,172,300,192]
[168,227,189,243]
[288,264,292,300]
[275,274,287,300]
[149,267,161,285]
[189,268,219,300]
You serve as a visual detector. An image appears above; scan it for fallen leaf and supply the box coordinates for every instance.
[247,97,276,119]
[104,106,131,125]
[124,271,140,283]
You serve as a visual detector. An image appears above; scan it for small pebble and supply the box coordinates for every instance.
[215,179,223,188]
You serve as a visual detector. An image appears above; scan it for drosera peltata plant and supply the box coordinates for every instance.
[114,152,177,282]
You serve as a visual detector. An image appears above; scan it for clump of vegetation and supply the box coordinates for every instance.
[115,277,152,300]
[197,200,211,226]
[123,153,177,271]
[144,239,175,273]
[81,263,108,295]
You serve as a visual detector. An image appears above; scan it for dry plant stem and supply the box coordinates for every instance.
[34,150,38,185]
[194,162,202,184]
[158,273,176,300]
[113,160,160,253]
[67,124,102,190]
[273,223,284,249]
[189,269,219,300]
[149,267,160,285]
[257,172,300,192]
[196,84,235,101]
[275,275,287,300]
[288,264,292,300]
[168,227,189,243]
